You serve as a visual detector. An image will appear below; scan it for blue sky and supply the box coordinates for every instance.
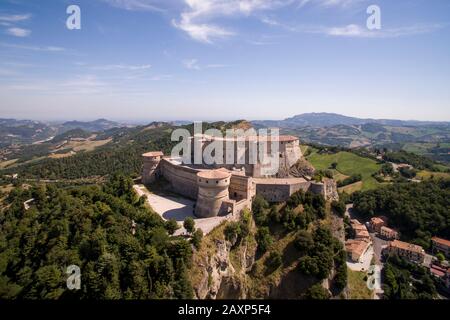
[0,0,449,122]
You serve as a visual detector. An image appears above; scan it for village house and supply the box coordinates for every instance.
[369,217,385,233]
[351,219,370,240]
[431,237,450,258]
[380,226,399,240]
[345,239,371,263]
[385,240,425,264]
[345,219,372,263]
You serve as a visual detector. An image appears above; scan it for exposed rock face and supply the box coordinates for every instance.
[193,238,256,299]
[324,178,339,202]
[289,158,316,179]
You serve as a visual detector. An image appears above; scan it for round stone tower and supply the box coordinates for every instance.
[142,151,163,185]
[195,170,231,218]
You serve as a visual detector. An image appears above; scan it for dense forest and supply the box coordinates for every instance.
[353,179,450,248]
[0,174,193,299]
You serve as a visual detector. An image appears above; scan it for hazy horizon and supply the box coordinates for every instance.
[1,1,450,122]
[2,111,450,124]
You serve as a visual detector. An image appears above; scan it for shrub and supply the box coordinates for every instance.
[265,251,283,271]
[191,229,203,250]
[183,217,195,234]
[256,227,273,253]
[165,219,180,235]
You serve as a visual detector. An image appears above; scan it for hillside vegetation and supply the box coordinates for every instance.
[0,175,193,299]
[353,179,450,248]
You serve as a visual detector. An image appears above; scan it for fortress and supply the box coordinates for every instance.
[142,135,337,218]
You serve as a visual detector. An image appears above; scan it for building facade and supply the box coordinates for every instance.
[431,237,450,258]
[386,240,425,264]
[141,136,338,218]
[380,226,399,240]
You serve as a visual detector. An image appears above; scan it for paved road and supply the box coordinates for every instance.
[371,233,389,265]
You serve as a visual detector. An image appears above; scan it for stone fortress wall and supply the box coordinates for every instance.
[142,135,337,218]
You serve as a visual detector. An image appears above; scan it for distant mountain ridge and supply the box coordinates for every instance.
[0,118,127,147]
[252,113,450,128]
[60,119,123,132]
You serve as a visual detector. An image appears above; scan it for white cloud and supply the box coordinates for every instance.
[99,0,168,12]
[326,23,444,38]
[182,59,227,70]
[173,0,297,43]
[6,27,31,37]
[298,0,365,8]
[183,59,200,70]
[260,14,445,39]
[0,13,32,22]
[92,64,152,71]
[0,43,65,52]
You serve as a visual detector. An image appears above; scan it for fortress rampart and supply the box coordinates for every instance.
[254,178,311,203]
[195,170,231,218]
[141,135,337,218]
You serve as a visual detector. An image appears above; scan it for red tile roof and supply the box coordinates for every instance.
[390,240,424,254]
[431,237,450,247]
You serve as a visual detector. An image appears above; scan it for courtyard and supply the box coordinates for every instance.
[133,184,230,235]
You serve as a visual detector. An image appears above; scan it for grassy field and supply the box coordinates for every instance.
[347,269,373,299]
[0,159,18,169]
[338,181,364,194]
[417,170,450,180]
[307,151,382,192]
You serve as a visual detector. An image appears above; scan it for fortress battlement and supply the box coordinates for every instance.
[141,135,337,218]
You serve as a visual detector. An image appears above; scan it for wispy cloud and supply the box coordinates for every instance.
[6,27,31,37]
[182,58,228,70]
[325,23,445,38]
[99,0,169,12]
[183,58,200,70]
[172,0,298,43]
[92,64,152,71]
[260,14,445,39]
[0,42,65,52]
[298,0,365,8]
[0,13,32,22]
[97,0,367,43]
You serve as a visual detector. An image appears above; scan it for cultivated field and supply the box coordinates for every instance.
[307,151,382,191]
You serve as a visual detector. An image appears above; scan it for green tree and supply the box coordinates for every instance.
[331,200,346,217]
[256,227,273,253]
[165,219,180,235]
[191,229,203,250]
[436,252,445,263]
[294,230,313,253]
[183,217,195,235]
[303,284,330,300]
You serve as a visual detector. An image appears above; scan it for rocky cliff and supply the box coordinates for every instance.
[190,220,256,299]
